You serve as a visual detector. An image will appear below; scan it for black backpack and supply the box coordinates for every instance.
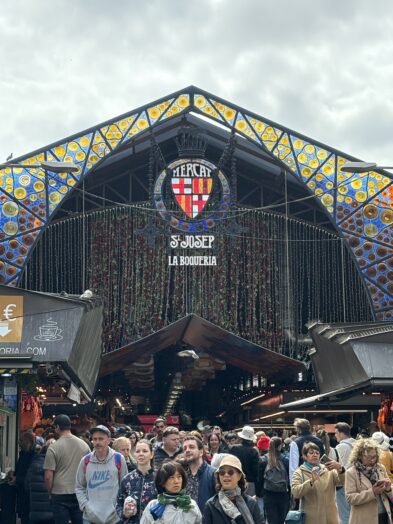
[263,460,288,492]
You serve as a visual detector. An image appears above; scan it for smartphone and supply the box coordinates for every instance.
[320,454,331,464]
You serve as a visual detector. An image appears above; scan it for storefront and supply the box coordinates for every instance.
[0,87,391,426]
[0,285,103,469]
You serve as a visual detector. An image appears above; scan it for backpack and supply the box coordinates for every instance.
[83,451,122,481]
[263,460,288,492]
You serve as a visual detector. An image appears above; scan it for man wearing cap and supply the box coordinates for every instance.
[75,425,128,524]
[229,425,259,495]
[44,414,91,524]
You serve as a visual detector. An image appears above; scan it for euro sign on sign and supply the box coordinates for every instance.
[170,162,213,219]
[0,296,24,343]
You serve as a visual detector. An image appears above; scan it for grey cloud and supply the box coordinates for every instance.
[1,0,393,167]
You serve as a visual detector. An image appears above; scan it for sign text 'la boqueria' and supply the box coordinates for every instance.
[168,235,217,266]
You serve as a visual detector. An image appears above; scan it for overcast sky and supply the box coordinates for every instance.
[1,0,393,165]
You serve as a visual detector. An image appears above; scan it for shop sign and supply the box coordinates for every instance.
[0,294,83,362]
[154,158,231,266]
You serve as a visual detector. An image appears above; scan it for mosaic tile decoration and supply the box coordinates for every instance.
[194,91,393,320]
[1,87,392,319]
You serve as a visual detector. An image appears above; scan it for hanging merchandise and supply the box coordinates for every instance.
[25,202,373,357]
[20,392,43,431]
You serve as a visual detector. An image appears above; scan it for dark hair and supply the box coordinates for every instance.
[335,422,351,437]
[183,435,204,450]
[53,414,71,430]
[215,469,248,493]
[19,431,35,451]
[268,436,282,469]
[302,442,320,457]
[129,431,139,445]
[163,426,179,438]
[155,460,187,493]
[208,432,221,445]
[226,432,238,441]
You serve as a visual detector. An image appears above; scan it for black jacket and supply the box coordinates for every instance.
[202,493,264,524]
[295,433,324,463]
[25,453,54,522]
[229,444,259,483]
[15,449,36,517]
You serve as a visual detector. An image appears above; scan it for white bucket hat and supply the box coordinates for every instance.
[371,431,389,451]
[237,425,257,443]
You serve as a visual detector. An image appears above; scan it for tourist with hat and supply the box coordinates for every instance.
[202,454,264,523]
[75,425,128,524]
[44,414,90,524]
[371,431,393,482]
[229,426,260,496]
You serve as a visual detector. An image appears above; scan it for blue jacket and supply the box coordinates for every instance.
[185,460,216,512]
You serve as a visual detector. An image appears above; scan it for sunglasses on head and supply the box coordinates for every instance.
[218,468,237,476]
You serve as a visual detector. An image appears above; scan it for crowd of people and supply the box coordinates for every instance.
[7,415,393,524]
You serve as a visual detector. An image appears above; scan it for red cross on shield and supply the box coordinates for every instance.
[171,176,213,218]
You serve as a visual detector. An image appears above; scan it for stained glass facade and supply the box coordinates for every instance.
[1,87,392,319]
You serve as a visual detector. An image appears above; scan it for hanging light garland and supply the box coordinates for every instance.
[26,204,374,356]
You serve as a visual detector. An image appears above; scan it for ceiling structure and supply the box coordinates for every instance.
[100,314,305,417]
[0,86,392,320]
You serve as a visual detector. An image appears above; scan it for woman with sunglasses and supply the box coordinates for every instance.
[140,460,201,523]
[203,455,264,523]
[291,441,344,524]
[345,438,392,524]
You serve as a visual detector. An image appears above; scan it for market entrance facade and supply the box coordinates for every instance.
[1,86,390,430]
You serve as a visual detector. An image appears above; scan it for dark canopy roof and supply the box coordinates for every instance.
[280,321,393,409]
[100,313,305,382]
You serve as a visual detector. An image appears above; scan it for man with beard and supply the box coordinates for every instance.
[182,436,216,512]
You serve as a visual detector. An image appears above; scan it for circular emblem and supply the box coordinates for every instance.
[154,158,231,233]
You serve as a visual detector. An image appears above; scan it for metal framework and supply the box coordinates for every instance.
[1,86,392,319]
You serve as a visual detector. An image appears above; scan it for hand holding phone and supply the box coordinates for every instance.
[319,454,331,464]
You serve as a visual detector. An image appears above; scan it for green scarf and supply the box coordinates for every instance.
[157,491,192,512]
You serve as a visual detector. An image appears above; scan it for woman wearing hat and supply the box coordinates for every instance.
[371,432,393,482]
[229,426,260,496]
[202,455,264,523]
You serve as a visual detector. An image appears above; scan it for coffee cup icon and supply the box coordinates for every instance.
[39,324,62,338]
[34,319,63,341]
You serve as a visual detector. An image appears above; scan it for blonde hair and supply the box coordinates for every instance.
[349,438,380,465]
[112,436,131,451]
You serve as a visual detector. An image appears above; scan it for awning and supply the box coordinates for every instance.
[101,313,305,381]
[280,321,393,409]
[0,285,103,397]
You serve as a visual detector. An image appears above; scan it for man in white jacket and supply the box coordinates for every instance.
[75,425,128,524]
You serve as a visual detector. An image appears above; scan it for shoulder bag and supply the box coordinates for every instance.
[285,470,305,524]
